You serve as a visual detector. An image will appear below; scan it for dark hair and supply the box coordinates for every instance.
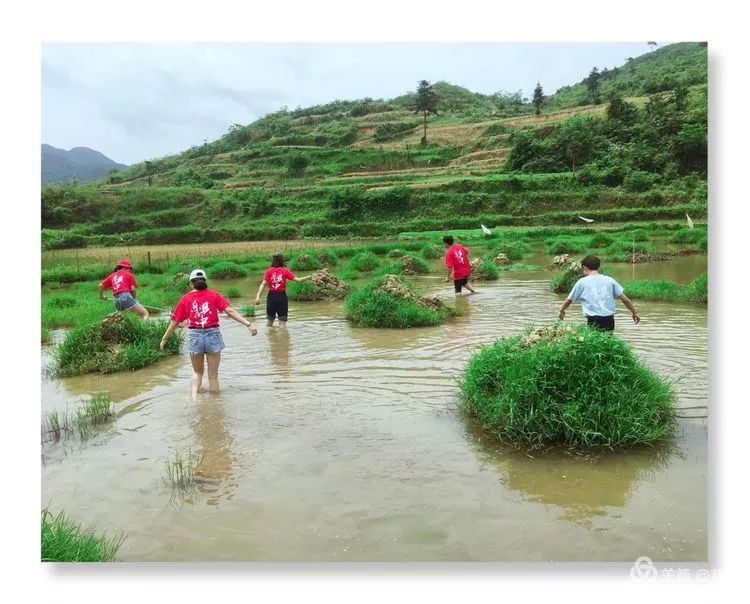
[443,235,454,245]
[115,265,130,272]
[581,255,601,271]
[192,278,208,290]
[271,252,285,267]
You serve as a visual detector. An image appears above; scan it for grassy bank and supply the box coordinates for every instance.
[624,272,707,304]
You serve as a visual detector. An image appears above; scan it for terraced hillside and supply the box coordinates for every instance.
[41,42,707,250]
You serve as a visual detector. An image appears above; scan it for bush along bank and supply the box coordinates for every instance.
[459,324,677,450]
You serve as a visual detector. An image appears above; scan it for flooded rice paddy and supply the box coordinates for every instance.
[41,255,707,562]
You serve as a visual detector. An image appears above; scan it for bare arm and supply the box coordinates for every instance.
[224,306,258,335]
[618,294,641,324]
[160,320,179,350]
[558,298,573,320]
[98,283,107,300]
[292,275,312,283]
[255,281,267,304]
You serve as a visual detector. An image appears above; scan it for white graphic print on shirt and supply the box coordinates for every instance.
[270,272,284,290]
[113,275,124,290]
[191,300,212,327]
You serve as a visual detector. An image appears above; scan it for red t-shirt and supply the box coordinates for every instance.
[171,289,229,329]
[100,269,136,295]
[445,244,471,279]
[263,267,296,292]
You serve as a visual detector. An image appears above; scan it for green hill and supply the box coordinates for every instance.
[41,42,707,250]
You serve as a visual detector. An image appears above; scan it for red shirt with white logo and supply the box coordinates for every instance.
[171,289,229,329]
[100,269,137,295]
[445,244,471,279]
[263,267,296,293]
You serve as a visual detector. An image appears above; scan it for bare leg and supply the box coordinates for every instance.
[129,302,150,320]
[279,320,287,329]
[206,352,221,393]
[464,280,477,294]
[267,318,275,327]
[189,353,205,400]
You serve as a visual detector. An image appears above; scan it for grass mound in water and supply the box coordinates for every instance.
[344,274,457,328]
[460,324,677,450]
[550,260,584,294]
[289,253,322,272]
[41,507,124,562]
[287,268,350,300]
[54,312,181,376]
[347,251,381,272]
[376,254,431,276]
[469,257,499,280]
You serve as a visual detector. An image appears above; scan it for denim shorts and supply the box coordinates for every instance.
[187,327,226,355]
[113,291,137,311]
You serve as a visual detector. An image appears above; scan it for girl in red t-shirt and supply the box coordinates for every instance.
[160,268,258,399]
[254,252,312,328]
[98,258,150,319]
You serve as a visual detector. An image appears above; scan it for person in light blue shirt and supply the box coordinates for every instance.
[558,255,640,331]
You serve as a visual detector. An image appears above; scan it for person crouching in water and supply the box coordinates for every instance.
[98,258,149,320]
[443,235,477,295]
[254,252,312,328]
[558,255,640,331]
[160,269,258,399]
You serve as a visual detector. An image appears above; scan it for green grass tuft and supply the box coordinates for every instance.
[624,272,707,304]
[459,324,678,449]
[346,251,381,272]
[41,507,124,562]
[207,261,247,279]
[240,305,256,317]
[223,287,241,298]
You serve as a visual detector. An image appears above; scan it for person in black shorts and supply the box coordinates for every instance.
[254,252,312,328]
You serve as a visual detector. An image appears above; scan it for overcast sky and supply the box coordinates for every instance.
[42,42,661,165]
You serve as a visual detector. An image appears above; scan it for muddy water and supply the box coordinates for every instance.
[41,261,707,562]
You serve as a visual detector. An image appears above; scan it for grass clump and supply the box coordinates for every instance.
[545,237,586,255]
[207,261,247,279]
[54,313,181,377]
[42,327,51,344]
[491,241,530,261]
[550,261,584,294]
[469,258,499,280]
[347,251,381,272]
[344,274,457,328]
[624,272,707,305]
[459,324,677,450]
[604,239,654,261]
[316,249,339,267]
[289,253,322,271]
[163,449,207,492]
[224,287,241,298]
[240,305,256,317]
[588,233,615,248]
[420,243,442,259]
[41,507,124,562]
[376,254,431,276]
[670,227,706,244]
[287,268,349,300]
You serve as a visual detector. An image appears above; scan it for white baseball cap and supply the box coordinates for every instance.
[189,268,207,281]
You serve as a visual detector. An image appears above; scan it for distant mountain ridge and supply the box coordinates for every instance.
[42,144,127,184]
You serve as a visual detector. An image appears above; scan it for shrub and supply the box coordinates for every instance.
[207,261,247,279]
[343,275,457,328]
[623,170,658,192]
[459,324,677,449]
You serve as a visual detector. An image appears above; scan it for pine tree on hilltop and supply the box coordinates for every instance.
[586,67,601,105]
[414,80,438,145]
[532,82,544,116]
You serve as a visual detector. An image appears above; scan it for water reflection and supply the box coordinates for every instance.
[464,418,678,526]
[268,328,292,377]
[190,395,237,506]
